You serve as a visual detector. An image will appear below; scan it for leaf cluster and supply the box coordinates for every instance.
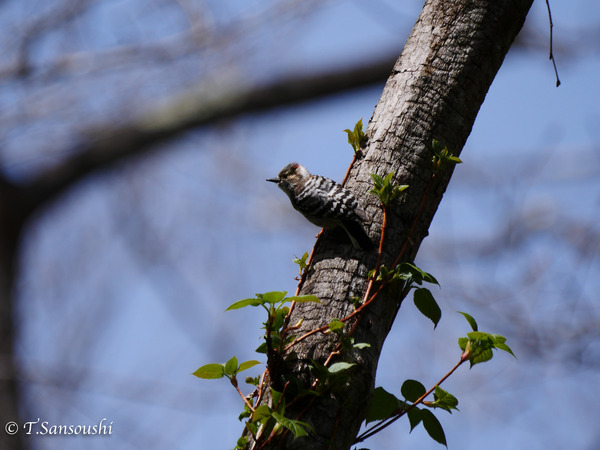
[234,388,314,449]
[361,311,515,447]
[326,319,371,352]
[226,291,319,355]
[292,252,309,277]
[431,139,462,173]
[370,262,441,328]
[310,359,357,394]
[192,186,516,449]
[193,356,260,381]
[343,118,368,153]
[365,380,457,447]
[369,172,408,207]
[457,312,516,367]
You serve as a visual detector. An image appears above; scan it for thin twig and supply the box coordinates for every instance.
[545,0,561,87]
[341,152,358,186]
[355,357,465,443]
[231,377,256,414]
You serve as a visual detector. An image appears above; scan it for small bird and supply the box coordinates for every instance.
[267,162,374,250]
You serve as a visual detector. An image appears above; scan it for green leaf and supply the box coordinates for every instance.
[397,262,439,286]
[238,404,252,421]
[353,342,371,349]
[284,334,296,346]
[368,171,409,206]
[460,332,496,367]
[328,319,345,332]
[432,139,444,153]
[235,436,248,450]
[309,359,328,379]
[268,333,282,349]
[255,342,268,354]
[285,294,320,304]
[470,347,494,366]
[420,409,447,447]
[328,362,356,374]
[407,407,422,432]
[226,297,264,311]
[431,386,459,413]
[192,363,224,379]
[458,311,478,331]
[271,307,288,330]
[354,118,364,136]
[413,288,442,328]
[252,404,272,423]
[369,173,384,188]
[401,379,426,403]
[366,387,401,422]
[262,291,288,304]
[245,421,258,435]
[457,337,468,351]
[421,271,440,286]
[343,118,366,153]
[224,356,239,376]
[245,375,260,386]
[271,388,284,412]
[238,360,261,372]
[292,252,309,270]
[466,331,489,341]
[271,412,313,438]
[383,171,394,185]
[493,341,517,358]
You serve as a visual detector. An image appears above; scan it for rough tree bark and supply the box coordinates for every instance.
[258,0,533,449]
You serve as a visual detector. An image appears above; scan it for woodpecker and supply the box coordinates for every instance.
[267,162,374,250]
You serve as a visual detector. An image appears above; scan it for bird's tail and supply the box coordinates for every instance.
[340,220,375,251]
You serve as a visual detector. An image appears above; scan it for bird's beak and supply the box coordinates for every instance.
[266,178,279,183]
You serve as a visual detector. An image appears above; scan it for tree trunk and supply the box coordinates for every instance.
[258,0,533,448]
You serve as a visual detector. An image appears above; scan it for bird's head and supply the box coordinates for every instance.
[266,162,310,194]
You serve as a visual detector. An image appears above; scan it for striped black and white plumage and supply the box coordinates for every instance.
[267,162,374,250]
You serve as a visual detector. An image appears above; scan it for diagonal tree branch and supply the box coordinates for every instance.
[251,0,534,448]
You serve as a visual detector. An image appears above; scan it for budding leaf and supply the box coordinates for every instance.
[343,118,367,153]
[292,252,309,270]
[224,356,239,376]
[431,386,459,413]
